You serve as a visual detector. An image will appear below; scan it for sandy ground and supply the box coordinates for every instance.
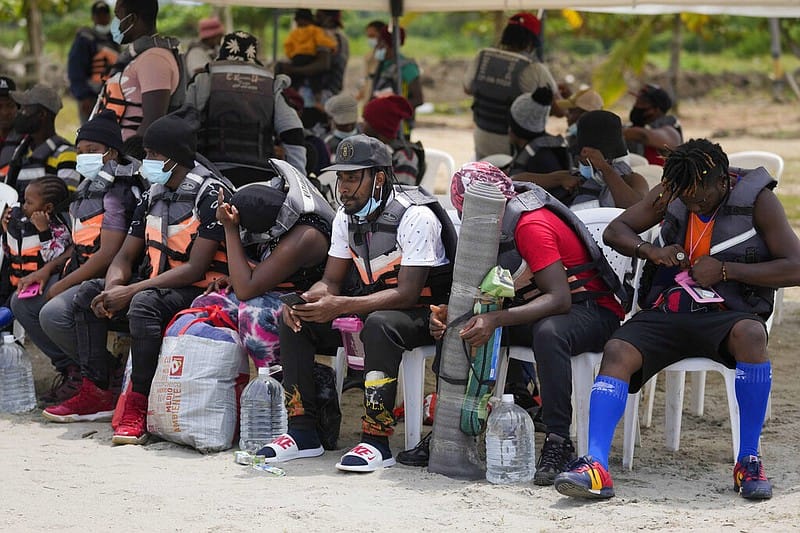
[3,100,800,532]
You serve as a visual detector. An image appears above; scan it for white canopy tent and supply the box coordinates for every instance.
[207,1,800,17]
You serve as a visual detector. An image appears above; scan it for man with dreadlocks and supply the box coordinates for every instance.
[259,134,456,472]
[555,138,800,501]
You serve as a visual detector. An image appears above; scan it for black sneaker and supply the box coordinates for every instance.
[396,432,431,467]
[534,433,576,486]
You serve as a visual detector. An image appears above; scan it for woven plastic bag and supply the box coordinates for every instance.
[147,306,249,453]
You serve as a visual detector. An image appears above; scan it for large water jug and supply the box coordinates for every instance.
[239,366,288,452]
[485,393,536,484]
[0,334,37,413]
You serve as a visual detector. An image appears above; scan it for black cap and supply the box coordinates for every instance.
[322,134,393,172]
[231,183,286,233]
[640,84,672,112]
[576,110,628,160]
[76,109,123,152]
[0,76,15,98]
[143,106,199,169]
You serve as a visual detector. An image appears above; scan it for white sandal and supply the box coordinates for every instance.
[335,442,396,472]
[256,433,324,463]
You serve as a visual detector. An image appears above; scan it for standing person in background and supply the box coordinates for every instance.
[356,20,387,102]
[316,10,349,103]
[2,85,79,194]
[279,9,337,110]
[0,76,21,169]
[93,0,183,159]
[464,12,558,160]
[183,16,225,79]
[624,84,683,166]
[68,1,120,125]
[370,26,423,136]
[362,95,422,186]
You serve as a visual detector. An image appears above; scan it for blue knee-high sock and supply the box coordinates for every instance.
[587,375,629,470]
[735,361,772,461]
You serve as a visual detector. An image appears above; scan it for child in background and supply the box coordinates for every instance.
[284,8,337,107]
[2,175,72,297]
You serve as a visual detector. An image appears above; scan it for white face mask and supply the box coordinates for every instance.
[367,37,378,49]
[333,128,358,140]
[95,23,111,34]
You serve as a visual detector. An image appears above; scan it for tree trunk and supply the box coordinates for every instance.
[493,11,505,44]
[668,13,682,112]
[25,0,44,84]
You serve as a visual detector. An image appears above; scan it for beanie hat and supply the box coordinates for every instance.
[217,31,260,64]
[324,93,358,125]
[76,109,123,152]
[378,26,406,48]
[576,110,628,160]
[143,106,199,169]
[363,95,413,140]
[450,161,515,214]
[231,183,286,233]
[509,86,552,139]
[198,16,224,40]
[507,12,541,36]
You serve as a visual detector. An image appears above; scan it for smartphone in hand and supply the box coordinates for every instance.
[18,282,41,299]
[279,292,307,307]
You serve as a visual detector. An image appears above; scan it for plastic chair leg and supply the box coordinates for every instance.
[690,370,707,416]
[622,390,640,470]
[643,375,657,428]
[401,347,428,451]
[721,368,740,464]
[571,352,601,457]
[664,370,686,452]
[334,347,346,404]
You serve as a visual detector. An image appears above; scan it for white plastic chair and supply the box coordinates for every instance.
[727,150,784,180]
[627,153,649,168]
[0,183,18,271]
[418,148,455,195]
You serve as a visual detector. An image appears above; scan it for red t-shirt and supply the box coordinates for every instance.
[515,209,625,319]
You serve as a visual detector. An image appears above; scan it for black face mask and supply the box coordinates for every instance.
[629,107,649,127]
[13,112,42,134]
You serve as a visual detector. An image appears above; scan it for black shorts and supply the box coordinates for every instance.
[611,309,767,393]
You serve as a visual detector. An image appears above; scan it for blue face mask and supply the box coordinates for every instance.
[141,159,177,185]
[374,47,387,62]
[75,152,108,180]
[353,183,382,219]
[578,161,594,180]
[333,128,357,140]
[566,123,578,137]
[367,37,378,49]
[110,14,132,45]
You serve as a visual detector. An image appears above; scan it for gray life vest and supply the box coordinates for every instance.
[347,186,457,305]
[0,131,23,171]
[570,159,634,211]
[198,60,276,167]
[140,165,233,287]
[470,48,529,135]
[239,159,335,249]
[508,134,572,176]
[498,182,628,309]
[641,167,776,318]
[65,157,142,274]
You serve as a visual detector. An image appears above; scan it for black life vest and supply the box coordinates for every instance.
[470,48,529,135]
[3,135,76,194]
[508,134,572,176]
[347,186,457,305]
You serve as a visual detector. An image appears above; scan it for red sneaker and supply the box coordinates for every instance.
[42,378,115,423]
[112,391,149,445]
[39,365,82,405]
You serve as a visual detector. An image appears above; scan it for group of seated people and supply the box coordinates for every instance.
[0,2,793,504]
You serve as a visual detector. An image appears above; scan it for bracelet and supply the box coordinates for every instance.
[721,261,728,282]
[633,240,648,259]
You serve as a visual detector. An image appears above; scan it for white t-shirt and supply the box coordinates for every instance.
[329,204,448,268]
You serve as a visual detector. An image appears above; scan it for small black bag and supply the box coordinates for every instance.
[313,362,342,450]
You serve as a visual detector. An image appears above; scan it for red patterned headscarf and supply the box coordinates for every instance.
[450,161,515,214]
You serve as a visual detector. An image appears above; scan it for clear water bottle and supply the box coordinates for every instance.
[485,393,536,484]
[0,334,37,413]
[239,366,288,452]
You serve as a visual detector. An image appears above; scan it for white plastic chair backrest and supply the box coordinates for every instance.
[574,207,628,282]
[627,153,649,168]
[419,148,455,195]
[727,150,784,182]
[0,182,18,209]
[635,164,664,190]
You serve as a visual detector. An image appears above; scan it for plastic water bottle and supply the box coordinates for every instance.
[239,366,288,453]
[0,334,37,413]
[485,393,536,484]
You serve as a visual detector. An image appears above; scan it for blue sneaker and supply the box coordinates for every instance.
[554,455,615,499]
[733,455,772,500]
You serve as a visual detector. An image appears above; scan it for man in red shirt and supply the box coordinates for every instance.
[437,162,624,485]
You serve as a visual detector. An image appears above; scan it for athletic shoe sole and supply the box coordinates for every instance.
[735,485,773,500]
[42,409,114,423]
[112,432,150,445]
[554,479,615,500]
[335,456,396,472]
